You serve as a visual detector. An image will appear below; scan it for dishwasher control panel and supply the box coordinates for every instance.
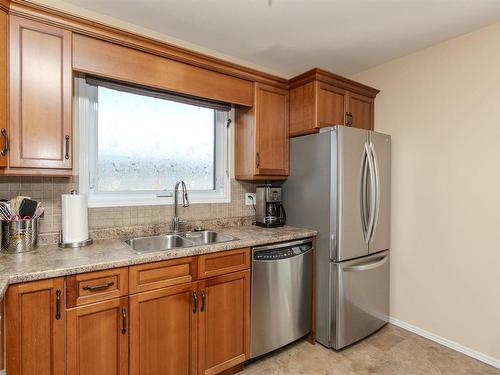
[254,243,312,260]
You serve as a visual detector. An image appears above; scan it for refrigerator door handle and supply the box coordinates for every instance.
[360,144,370,240]
[365,142,377,243]
[368,141,381,243]
[343,254,388,272]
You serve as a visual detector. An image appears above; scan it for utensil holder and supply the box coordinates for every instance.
[1,218,40,253]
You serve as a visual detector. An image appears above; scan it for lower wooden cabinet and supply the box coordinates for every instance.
[66,297,128,375]
[198,270,250,375]
[5,249,252,375]
[129,272,251,375]
[129,283,198,375]
[6,278,66,375]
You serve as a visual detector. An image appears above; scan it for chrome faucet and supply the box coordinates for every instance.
[172,181,189,233]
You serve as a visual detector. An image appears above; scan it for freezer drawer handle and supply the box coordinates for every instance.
[343,255,388,272]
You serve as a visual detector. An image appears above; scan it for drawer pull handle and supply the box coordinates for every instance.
[193,291,198,314]
[1,129,8,156]
[200,290,206,312]
[83,281,114,292]
[55,289,61,320]
[121,306,127,335]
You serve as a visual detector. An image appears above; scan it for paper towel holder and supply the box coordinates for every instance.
[58,190,93,248]
[58,231,93,248]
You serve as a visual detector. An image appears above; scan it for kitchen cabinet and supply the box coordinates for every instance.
[317,82,348,128]
[235,83,289,180]
[0,8,7,168]
[129,283,198,375]
[66,267,129,307]
[5,248,253,375]
[67,297,128,375]
[289,69,379,136]
[6,278,66,375]
[198,270,250,375]
[7,16,73,175]
[129,258,250,375]
[348,92,374,130]
[0,298,4,370]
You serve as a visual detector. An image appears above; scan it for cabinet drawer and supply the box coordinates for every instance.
[129,257,197,294]
[198,248,251,279]
[66,268,128,308]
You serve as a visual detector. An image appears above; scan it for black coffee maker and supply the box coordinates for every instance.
[254,185,286,227]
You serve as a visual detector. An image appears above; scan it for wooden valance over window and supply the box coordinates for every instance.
[73,34,254,107]
[85,75,232,112]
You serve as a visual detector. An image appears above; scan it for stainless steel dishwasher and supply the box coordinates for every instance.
[250,238,313,358]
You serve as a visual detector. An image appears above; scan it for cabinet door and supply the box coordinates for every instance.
[6,278,66,375]
[289,81,316,137]
[317,82,347,128]
[198,270,250,375]
[255,83,289,176]
[67,297,128,375]
[129,283,198,375]
[9,16,72,170]
[0,9,7,168]
[348,92,374,130]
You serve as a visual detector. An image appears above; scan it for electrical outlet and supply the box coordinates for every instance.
[245,193,256,206]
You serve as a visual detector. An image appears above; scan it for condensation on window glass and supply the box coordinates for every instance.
[97,87,215,192]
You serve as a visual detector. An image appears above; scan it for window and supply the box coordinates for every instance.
[76,77,231,207]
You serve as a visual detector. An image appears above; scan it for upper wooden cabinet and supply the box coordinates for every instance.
[348,92,374,130]
[6,278,66,375]
[7,16,73,175]
[289,68,379,136]
[0,8,7,168]
[235,83,289,180]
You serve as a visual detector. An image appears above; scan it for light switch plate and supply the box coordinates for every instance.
[245,193,256,206]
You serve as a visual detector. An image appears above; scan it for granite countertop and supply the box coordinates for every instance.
[0,225,317,299]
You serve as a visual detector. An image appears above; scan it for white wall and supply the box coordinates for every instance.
[352,22,500,362]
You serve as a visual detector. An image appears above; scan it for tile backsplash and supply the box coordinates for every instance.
[0,176,256,234]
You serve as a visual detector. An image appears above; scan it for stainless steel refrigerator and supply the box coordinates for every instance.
[283,126,391,349]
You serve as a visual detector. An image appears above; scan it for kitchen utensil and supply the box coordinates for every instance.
[33,206,45,219]
[0,202,15,221]
[10,196,30,214]
[19,198,38,218]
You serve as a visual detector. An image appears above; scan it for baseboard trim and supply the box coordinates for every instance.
[389,317,500,369]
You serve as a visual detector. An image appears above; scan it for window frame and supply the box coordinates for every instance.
[76,77,232,208]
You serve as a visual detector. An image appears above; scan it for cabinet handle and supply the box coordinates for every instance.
[64,135,70,160]
[256,152,260,168]
[200,290,206,312]
[193,291,198,314]
[55,289,61,320]
[82,281,114,292]
[121,306,127,334]
[1,129,8,156]
[346,112,353,127]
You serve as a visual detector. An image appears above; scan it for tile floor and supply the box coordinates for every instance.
[241,324,499,375]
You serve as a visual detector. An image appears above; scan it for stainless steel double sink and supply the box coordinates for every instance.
[125,231,238,254]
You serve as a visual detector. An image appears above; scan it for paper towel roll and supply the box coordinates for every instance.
[62,192,89,243]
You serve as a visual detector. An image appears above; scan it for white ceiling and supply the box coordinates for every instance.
[55,0,500,77]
